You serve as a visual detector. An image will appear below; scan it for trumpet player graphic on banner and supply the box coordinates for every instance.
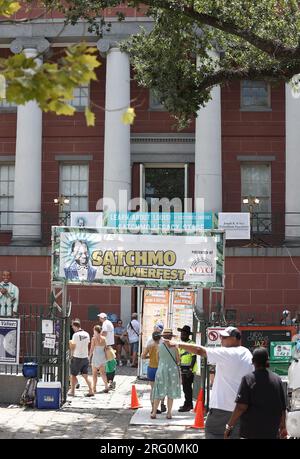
[0,271,19,317]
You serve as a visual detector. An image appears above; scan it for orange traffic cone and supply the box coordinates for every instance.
[130,384,142,409]
[187,398,205,429]
[194,388,204,413]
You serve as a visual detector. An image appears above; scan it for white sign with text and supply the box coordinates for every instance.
[218,213,250,239]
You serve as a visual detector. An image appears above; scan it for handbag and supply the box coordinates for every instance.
[105,345,116,362]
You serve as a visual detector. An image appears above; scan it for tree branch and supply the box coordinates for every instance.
[135,0,296,59]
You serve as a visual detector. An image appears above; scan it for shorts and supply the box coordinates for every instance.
[130,341,139,353]
[70,357,89,376]
[115,336,126,346]
[147,366,157,381]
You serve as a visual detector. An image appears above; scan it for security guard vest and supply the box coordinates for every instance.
[179,340,197,373]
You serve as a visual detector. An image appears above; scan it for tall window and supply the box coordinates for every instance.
[241,81,270,110]
[241,163,271,232]
[59,164,89,222]
[144,165,186,212]
[0,164,14,230]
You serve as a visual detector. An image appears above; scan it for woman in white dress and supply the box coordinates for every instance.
[89,325,109,393]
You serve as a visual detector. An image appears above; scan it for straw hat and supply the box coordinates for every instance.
[161,328,176,337]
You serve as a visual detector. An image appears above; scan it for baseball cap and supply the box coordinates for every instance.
[220,326,241,339]
[155,321,164,331]
[97,312,107,319]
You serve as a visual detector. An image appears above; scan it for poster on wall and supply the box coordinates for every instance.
[0,318,20,364]
[52,227,225,288]
[142,289,170,349]
[70,212,103,228]
[171,290,195,336]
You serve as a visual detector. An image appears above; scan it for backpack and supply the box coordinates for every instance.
[20,378,37,407]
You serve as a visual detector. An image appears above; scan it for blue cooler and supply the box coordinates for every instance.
[22,362,38,378]
[36,382,61,409]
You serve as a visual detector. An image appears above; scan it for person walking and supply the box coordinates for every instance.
[224,347,287,439]
[177,325,197,412]
[127,312,140,367]
[89,325,109,393]
[98,312,115,346]
[151,329,181,420]
[168,326,253,438]
[68,319,94,397]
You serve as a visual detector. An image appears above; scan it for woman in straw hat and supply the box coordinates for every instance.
[151,328,181,419]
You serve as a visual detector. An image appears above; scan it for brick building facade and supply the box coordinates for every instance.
[0,7,299,327]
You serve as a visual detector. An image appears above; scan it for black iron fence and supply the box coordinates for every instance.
[0,211,300,247]
[203,307,300,328]
[0,305,70,402]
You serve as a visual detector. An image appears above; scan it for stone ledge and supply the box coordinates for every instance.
[0,246,51,256]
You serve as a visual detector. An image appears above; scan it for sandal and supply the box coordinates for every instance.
[166,414,172,419]
[150,414,157,419]
[84,393,94,397]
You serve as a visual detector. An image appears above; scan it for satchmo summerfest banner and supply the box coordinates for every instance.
[52,227,225,288]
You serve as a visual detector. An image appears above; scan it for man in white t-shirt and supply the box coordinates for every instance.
[68,319,94,397]
[98,312,115,346]
[127,313,140,368]
[168,326,253,439]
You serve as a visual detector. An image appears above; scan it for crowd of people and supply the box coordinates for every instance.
[68,316,289,438]
[68,311,141,397]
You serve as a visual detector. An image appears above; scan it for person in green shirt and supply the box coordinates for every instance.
[106,358,117,390]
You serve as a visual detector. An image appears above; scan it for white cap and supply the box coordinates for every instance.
[97,312,107,319]
[283,310,290,316]
[219,326,241,339]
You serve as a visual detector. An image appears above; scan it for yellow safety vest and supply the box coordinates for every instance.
[179,340,197,373]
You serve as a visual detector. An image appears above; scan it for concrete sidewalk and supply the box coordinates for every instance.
[0,366,205,439]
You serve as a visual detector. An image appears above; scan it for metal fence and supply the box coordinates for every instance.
[203,307,300,328]
[1,210,300,247]
[0,305,70,403]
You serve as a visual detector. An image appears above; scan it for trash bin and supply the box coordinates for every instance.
[22,362,38,378]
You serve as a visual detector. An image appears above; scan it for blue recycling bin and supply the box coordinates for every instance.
[22,362,38,378]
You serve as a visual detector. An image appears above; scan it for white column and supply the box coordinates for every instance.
[99,42,131,212]
[98,41,132,321]
[10,39,49,244]
[194,53,222,213]
[285,83,300,242]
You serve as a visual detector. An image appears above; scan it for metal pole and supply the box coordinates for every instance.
[137,286,144,379]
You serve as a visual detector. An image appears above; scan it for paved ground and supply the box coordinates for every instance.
[0,367,205,439]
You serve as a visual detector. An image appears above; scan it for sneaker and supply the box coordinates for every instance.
[160,403,167,413]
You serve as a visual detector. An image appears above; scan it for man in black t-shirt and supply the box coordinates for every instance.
[224,347,287,439]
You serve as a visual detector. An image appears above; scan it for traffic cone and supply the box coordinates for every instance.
[187,398,205,429]
[194,388,204,413]
[130,384,142,409]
